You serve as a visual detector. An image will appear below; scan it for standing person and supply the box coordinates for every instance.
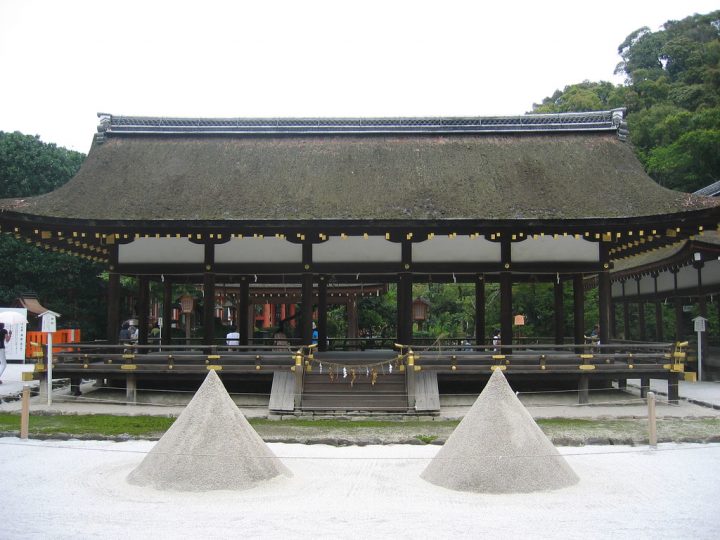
[119,322,131,343]
[492,329,501,351]
[311,321,318,345]
[0,322,11,384]
[226,328,240,348]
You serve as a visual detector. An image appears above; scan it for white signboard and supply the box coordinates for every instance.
[41,312,57,333]
[693,316,707,333]
[0,308,28,362]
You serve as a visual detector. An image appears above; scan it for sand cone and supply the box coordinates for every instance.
[127,369,291,491]
[421,369,578,493]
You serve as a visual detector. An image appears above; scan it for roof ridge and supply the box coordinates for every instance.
[95,109,627,142]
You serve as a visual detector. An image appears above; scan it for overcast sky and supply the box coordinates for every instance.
[1,0,718,154]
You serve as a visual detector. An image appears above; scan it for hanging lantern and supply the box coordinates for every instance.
[412,298,430,331]
[179,294,195,314]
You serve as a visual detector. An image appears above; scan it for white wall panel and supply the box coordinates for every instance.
[119,238,203,264]
[216,237,302,263]
[512,236,598,263]
[413,237,501,263]
[314,237,400,263]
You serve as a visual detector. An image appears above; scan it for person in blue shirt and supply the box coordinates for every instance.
[311,321,318,345]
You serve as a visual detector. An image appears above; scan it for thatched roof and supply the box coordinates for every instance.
[1,111,717,222]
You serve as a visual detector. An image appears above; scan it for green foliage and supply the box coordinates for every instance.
[0,131,108,339]
[0,131,85,198]
[532,81,626,113]
[533,10,720,193]
[0,236,106,339]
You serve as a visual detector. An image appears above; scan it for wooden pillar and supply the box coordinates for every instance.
[610,300,617,339]
[636,278,646,341]
[126,374,137,405]
[301,242,314,345]
[673,270,683,340]
[622,281,630,341]
[398,273,413,344]
[696,262,707,377]
[262,304,271,329]
[318,276,328,351]
[239,277,249,345]
[500,240,512,349]
[653,275,664,342]
[640,377,650,398]
[347,297,359,339]
[301,273,314,345]
[500,273,513,349]
[202,242,216,346]
[138,275,149,346]
[553,278,564,345]
[162,280,172,346]
[598,265,611,345]
[106,245,120,344]
[578,374,589,404]
[475,275,485,346]
[398,240,413,345]
[667,372,679,404]
[573,274,585,348]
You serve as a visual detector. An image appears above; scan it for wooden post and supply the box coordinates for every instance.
[397,272,413,345]
[138,275,149,346]
[573,274,584,352]
[667,372,679,405]
[578,374,589,405]
[406,350,416,409]
[318,276,328,351]
[37,372,47,401]
[697,265,707,382]
[107,245,120,344]
[553,279,564,345]
[162,280,172,346]
[301,273,314,344]
[475,275,485,346]
[653,274,664,342]
[500,272,513,351]
[126,374,137,405]
[647,391,657,448]
[293,351,304,409]
[598,264,612,343]
[673,270,683,340]
[636,278,646,341]
[239,277,250,346]
[640,377,650,398]
[203,271,215,346]
[20,384,30,439]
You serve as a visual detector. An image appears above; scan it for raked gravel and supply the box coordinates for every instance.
[127,370,291,491]
[421,369,579,493]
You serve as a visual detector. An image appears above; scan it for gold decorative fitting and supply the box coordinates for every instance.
[504,263,510,269]
[404,263,410,270]
[304,264,310,270]
[205,264,212,271]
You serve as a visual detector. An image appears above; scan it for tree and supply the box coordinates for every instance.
[0,131,107,339]
[533,10,720,193]
[0,131,85,198]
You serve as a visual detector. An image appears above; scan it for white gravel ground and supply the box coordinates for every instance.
[1,438,718,540]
